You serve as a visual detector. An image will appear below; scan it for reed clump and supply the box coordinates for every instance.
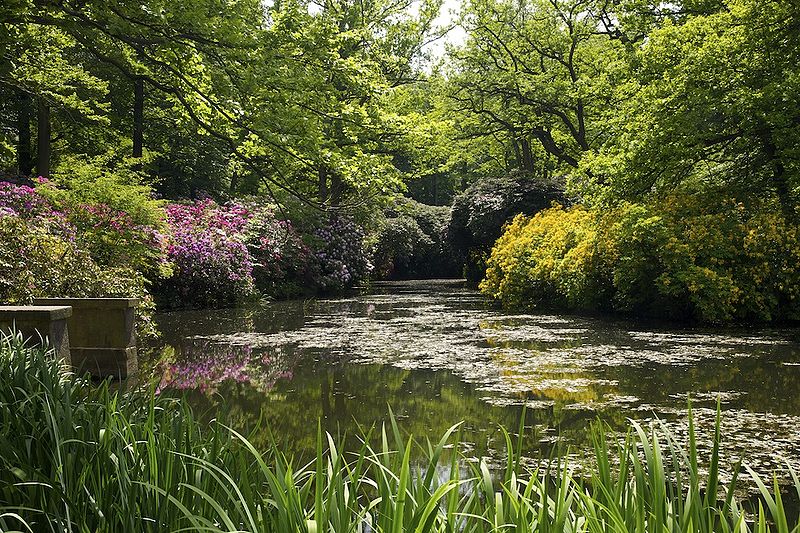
[1,331,798,532]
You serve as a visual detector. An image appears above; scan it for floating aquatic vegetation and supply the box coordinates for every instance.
[153,281,800,484]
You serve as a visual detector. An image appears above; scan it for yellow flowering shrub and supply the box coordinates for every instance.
[481,193,800,323]
[480,205,613,310]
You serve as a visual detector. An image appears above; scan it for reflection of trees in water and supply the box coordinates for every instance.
[609,357,800,415]
[180,359,619,463]
[153,301,312,343]
[491,350,616,405]
[483,318,800,417]
[149,282,800,484]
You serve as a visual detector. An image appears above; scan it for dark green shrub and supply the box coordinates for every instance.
[371,198,460,279]
[448,172,565,281]
[310,215,373,291]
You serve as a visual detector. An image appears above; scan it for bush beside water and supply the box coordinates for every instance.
[155,200,374,307]
[1,332,799,532]
[4,175,798,323]
[0,179,164,338]
[312,215,373,291]
[448,173,565,282]
[481,192,800,323]
[371,198,460,279]
[0,179,375,312]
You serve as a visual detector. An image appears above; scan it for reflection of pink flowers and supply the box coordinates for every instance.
[157,339,293,394]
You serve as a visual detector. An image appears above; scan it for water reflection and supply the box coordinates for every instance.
[157,340,293,394]
[150,280,800,483]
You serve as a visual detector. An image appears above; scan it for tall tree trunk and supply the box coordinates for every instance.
[318,166,329,203]
[511,138,522,171]
[36,99,50,178]
[520,138,535,173]
[133,77,144,158]
[329,174,345,206]
[762,134,794,220]
[17,93,33,176]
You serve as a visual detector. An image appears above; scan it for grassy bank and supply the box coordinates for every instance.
[1,332,798,532]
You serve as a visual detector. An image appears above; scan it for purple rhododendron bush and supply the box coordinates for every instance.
[154,199,372,308]
[1,178,374,315]
[312,215,373,291]
[154,200,257,309]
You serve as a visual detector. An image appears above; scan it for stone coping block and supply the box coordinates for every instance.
[33,298,139,379]
[0,305,72,361]
[0,305,72,321]
[34,297,138,349]
[34,298,140,309]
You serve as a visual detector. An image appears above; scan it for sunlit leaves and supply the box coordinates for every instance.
[578,0,800,211]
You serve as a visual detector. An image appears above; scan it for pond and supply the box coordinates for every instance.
[149,280,800,485]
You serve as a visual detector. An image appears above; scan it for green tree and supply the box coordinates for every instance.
[580,0,800,216]
[239,0,444,207]
[2,0,445,209]
[448,0,631,177]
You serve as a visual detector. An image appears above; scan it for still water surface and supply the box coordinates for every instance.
[151,280,800,483]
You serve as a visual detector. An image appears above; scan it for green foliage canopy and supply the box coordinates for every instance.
[578,0,800,215]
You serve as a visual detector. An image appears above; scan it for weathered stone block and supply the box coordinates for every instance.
[34,298,139,379]
[34,298,138,347]
[0,306,72,362]
[70,346,138,379]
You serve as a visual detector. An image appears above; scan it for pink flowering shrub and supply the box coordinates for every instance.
[155,200,256,309]
[68,202,167,276]
[241,200,314,298]
[156,199,373,306]
[0,182,51,218]
[0,181,164,338]
[36,172,171,278]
